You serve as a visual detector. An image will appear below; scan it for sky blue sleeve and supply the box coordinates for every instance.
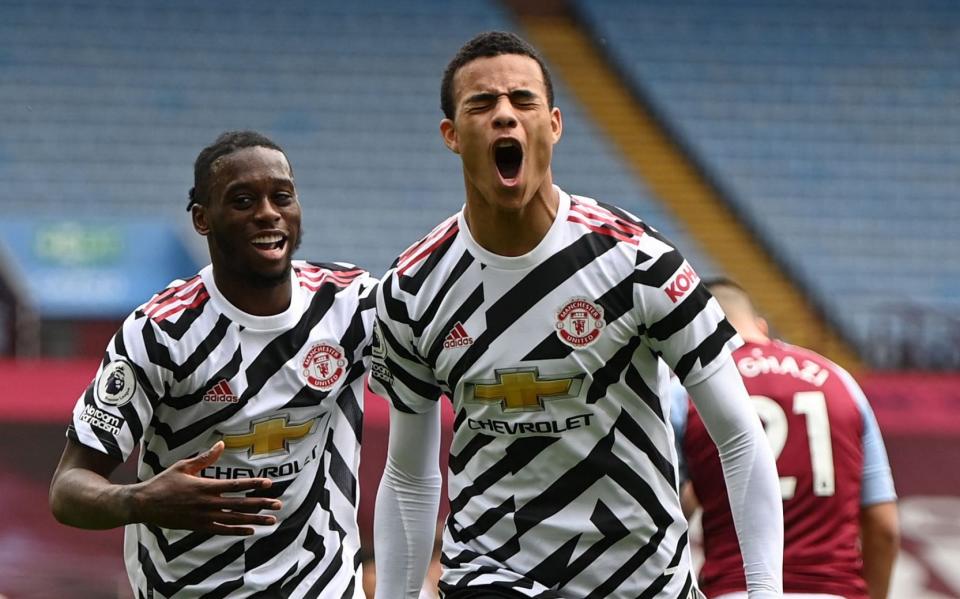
[837,368,898,506]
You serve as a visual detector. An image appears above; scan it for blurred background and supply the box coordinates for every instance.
[0,0,957,597]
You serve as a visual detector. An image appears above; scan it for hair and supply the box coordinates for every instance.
[703,276,746,295]
[703,277,758,315]
[440,31,555,120]
[187,130,289,211]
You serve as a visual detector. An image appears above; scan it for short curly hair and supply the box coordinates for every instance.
[187,130,289,211]
[440,31,554,120]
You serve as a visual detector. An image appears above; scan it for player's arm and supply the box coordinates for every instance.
[50,439,281,535]
[679,481,700,520]
[861,501,899,599]
[369,270,447,599]
[373,404,442,599]
[686,354,783,598]
[843,369,899,599]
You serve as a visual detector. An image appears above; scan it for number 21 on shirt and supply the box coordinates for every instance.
[751,391,835,500]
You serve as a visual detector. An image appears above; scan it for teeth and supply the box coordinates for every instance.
[252,234,283,244]
[496,140,518,148]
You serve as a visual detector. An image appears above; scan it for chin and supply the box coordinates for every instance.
[248,262,292,289]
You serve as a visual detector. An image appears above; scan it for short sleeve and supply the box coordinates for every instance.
[368,271,443,414]
[836,368,897,506]
[634,241,741,385]
[67,312,163,462]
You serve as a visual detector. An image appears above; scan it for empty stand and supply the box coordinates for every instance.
[0,0,712,281]
[576,0,960,367]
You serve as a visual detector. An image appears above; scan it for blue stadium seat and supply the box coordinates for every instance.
[0,0,713,280]
[575,0,960,362]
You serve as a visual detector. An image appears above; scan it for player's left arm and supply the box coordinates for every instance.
[686,356,784,599]
[634,244,783,597]
[839,369,899,599]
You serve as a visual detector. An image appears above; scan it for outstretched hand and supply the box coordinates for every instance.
[130,441,282,535]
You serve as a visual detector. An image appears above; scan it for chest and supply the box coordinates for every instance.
[426,267,639,415]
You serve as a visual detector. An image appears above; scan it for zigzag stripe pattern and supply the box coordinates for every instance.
[371,190,738,597]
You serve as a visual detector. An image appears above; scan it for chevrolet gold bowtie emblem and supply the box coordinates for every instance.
[468,368,584,412]
[221,415,316,458]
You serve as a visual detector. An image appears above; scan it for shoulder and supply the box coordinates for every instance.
[394,213,461,277]
[566,194,652,247]
[775,339,851,380]
[137,273,208,324]
[294,260,374,291]
[774,339,868,403]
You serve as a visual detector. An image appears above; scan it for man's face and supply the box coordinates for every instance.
[194,146,302,287]
[441,53,562,211]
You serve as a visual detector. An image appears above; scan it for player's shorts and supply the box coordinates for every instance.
[714,594,843,599]
[442,587,543,599]
[442,586,706,598]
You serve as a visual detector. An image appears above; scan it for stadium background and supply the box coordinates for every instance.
[0,0,957,597]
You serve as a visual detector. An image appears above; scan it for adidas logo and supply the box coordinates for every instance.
[443,322,474,349]
[203,379,239,403]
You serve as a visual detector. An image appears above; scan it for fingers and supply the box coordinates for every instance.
[208,497,282,513]
[180,441,225,474]
[228,477,272,492]
[209,510,278,526]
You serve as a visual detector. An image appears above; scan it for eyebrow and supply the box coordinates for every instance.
[464,89,539,104]
[223,176,295,195]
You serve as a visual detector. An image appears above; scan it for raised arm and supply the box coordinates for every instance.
[50,439,281,535]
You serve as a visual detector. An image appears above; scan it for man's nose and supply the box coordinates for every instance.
[492,97,518,129]
[253,197,281,221]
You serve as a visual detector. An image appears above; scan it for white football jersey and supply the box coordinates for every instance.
[69,261,376,598]
[370,187,740,597]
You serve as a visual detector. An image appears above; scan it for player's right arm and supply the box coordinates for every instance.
[50,439,280,534]
[368,271,445,599]
[49,308,280,535]
[861,501,899,599]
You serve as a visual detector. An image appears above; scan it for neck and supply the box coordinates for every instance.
[211,267,293,317]
[464,182,559,257]
[741,332,770,344]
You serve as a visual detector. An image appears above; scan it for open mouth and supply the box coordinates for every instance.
[251,233,287,256]
[494,140,523,181]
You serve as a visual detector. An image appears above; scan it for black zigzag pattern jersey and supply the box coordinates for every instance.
[369,187,740,598]
[68,261,376,598]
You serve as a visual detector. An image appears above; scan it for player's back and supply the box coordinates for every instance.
[683,339,868,598]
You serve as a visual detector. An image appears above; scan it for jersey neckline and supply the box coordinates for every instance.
[457,185,571,271]
[199,264,306,332]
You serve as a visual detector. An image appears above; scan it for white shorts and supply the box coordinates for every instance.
[714,594,843,599]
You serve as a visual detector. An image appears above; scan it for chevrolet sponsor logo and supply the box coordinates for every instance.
[466,368,585,412]
[221,415,317,459]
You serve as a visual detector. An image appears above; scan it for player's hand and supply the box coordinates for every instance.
[127,441,282,535]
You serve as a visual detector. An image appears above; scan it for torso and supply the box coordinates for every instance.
[70,261,377,597]
[684,340,868,599]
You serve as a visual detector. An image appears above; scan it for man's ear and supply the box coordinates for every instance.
[550,106,563,144]
[440,118,460,154]
[192,204,210,236]
[757,317,770,337]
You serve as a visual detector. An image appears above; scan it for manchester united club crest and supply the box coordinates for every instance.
[302,342,348,391]
[555,298,605,349]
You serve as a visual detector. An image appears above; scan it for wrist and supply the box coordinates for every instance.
[116,481,144,525]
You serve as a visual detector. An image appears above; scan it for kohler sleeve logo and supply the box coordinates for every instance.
[664,264,700,303]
